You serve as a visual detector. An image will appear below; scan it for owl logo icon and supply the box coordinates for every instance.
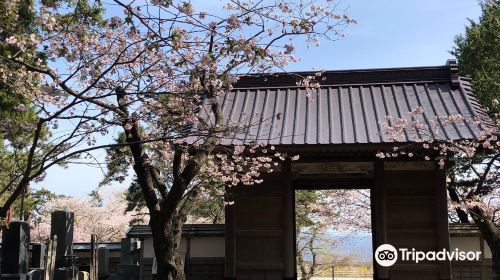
[375,244,398,267]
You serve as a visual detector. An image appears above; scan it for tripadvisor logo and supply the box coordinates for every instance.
[375,244,398,267]
[374,244,482,267]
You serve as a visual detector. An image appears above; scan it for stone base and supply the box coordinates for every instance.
[115,264,139,280]
[54,267,78,280]
[28,269,43,280]
[1,274,28,280]
[77,271,89,280]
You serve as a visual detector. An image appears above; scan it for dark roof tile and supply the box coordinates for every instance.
[190,61,488,146]
[127,224,225,238]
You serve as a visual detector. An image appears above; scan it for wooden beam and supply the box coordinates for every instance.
[373,161,388,280]
[225,199,236,280]
[436,166,452,280]
[293,178,372,189]
[282,161,295,279]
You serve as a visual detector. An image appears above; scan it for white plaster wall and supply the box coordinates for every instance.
[189,237,225,258]
[450,236,481,252]
[179,237,188,259]
[484,239,492,259]
[142,236,224,259]
[142,237,155,258]
[450,236,492,259]
[142,237,188,259]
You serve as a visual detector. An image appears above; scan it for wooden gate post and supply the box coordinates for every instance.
[44,235,57,280]
[90,234,98,280]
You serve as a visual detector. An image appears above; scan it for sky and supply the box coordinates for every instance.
[33,0,483,197]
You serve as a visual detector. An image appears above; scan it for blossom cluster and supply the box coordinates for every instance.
[30,188,147,243]
[378,105,500,223]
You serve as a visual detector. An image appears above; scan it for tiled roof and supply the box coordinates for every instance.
[449,223,482,236]
[193,60,487,146]
[72,242,122,251]
[127,224,225,238]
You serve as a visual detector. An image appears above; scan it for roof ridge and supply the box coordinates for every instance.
[234,60,457,89]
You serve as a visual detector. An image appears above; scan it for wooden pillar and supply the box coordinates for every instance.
[225,199,236,280]
[184,237,191,277]
[479,235,488,280]
[373,161,388,279]
[282,161,295,279]
[436,165,451,280]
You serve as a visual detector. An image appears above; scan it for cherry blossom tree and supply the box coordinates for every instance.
[0,0,354,278]
[30,187,146,243]
[377,105,500,278]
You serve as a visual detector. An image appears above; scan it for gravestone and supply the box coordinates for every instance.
[54,268,78,280]
[77,271,89,280]
[1,221,30,280]
[50,211,78,280]
[97,247,110,278]
[50,211,74,267]
[31,243,46,269]
[27,269,43,280]
[115,238,139,280]
[120,238,132,265]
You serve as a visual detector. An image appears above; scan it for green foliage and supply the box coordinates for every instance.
[295,190,336,231]
[0,0,105,217]
[124,177,225,224]
[124,178,146,213]
[0,0,36,39]
[452,0,500,115]
[107,144,226,224]
[54,0,104,26]
[0,0,47,207]
[0,0,41,145]
[448,1,500,225]
[188,185,225,224]
[0,188,57,221]
[20,188,58,220]
[295,190,317,228]
[99,133,132,187]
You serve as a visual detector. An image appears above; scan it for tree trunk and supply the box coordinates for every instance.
[150,212,186,280]
[117,89,207,280]
[447,187,470,223]
[469,206,500,280]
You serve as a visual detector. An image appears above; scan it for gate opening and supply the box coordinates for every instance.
[294,188,373,280]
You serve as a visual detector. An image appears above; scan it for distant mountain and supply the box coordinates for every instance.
[325,232,373,263]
